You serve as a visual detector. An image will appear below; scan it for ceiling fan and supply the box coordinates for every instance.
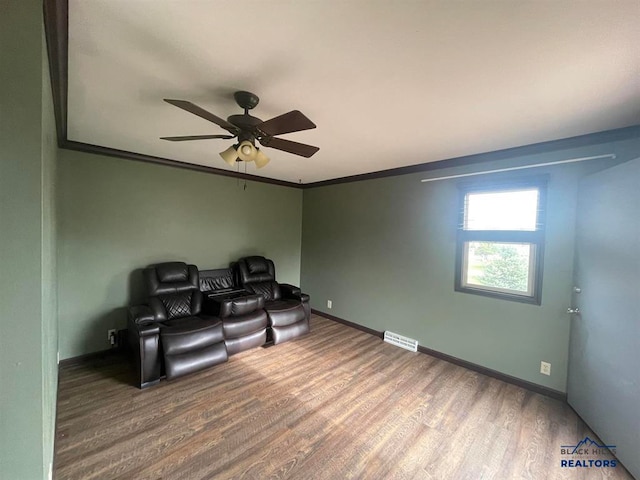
[160,91,319,169]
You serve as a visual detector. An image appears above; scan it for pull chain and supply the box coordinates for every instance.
[244,162,248,190]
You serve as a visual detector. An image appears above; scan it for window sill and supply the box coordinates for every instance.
[455,285,541,305]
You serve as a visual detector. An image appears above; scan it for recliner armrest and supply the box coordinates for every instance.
[135,322,161,337]
[205,293,264,318]
[280,283,309,303]
[279,283,301,296]
[127,306,161,389]
[128,305,157,326]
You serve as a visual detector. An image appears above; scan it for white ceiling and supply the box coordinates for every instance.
[67,0,640,184]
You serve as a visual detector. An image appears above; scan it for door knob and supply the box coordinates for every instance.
[573,286,582,293]
[567,307,581,314]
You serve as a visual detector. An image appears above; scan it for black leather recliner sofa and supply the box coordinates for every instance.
[127,262,227,388]
[128,258,311,388]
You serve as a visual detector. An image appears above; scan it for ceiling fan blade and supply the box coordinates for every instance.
[258,110,316,136]
[160,134,235,141]
[164,99,239,133]
[260,137,319,158]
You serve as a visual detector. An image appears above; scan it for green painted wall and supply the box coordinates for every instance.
[57,150,303,359]
[0,2,58,479]
[301,138,640,393]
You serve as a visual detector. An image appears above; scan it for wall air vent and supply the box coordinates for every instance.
[383,331,418,352]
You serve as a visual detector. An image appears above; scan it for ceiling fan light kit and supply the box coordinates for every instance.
[237,140,257,161]
[218,140,271,169]
[162,91,318,170]
[220,144,240,167]
[254,149,270,168]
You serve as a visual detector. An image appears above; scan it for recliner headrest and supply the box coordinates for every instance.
[246,256,269,274]
[236,256,276,285]
[144,262,199,297]
[156,262,188,283]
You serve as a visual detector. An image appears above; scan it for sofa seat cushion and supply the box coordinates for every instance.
[272,320,310,345]
[164,342,228,380]
[225,329,267,356]
[222,310,268,339]
[160,317,224,356]
[264,300,306,327]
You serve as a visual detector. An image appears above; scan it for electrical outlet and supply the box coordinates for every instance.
[108,329,117,346]
[540,361,551,376]
[327,300,332,309]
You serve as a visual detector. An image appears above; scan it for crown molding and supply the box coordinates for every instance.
[303,125,640,188]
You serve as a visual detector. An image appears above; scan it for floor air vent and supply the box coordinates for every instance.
[383,331,418,352]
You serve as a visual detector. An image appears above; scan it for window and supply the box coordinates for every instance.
[455,177,547,304]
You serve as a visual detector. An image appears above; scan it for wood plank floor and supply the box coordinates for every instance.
[54,315,634,479]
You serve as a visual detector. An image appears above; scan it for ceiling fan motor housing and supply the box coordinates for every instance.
[227,114,263,132]
[234,91,259,110]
